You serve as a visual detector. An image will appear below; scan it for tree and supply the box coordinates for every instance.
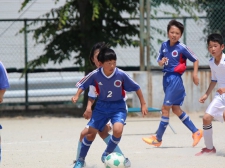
[20,0,199,108]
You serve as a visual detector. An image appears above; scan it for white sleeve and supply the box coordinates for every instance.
[88,85,97,99]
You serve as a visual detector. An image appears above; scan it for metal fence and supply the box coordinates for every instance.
[0,7,224,108]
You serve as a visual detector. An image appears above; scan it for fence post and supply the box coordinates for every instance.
[24,19,29,110]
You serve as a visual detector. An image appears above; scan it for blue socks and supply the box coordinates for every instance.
[156,116,169,141]
[179,112,198,133]
[103,135,121,155]
[78,136,93,161]
[103,134,123,155]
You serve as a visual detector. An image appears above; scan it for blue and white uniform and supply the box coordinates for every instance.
[157,40,198,106]
[0,61,9,90]
[206,53,225,122]
[76,67,140,131]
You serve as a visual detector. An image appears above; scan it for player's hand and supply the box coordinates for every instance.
[71,95,79,103]
[0,97,3,103]
[83,109,92,119]
[217,88,225,95]
[141,104,148,117]
[199,94,207,103]
[160,57,169,66]
[193,74,199,86]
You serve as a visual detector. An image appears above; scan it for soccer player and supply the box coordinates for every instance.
[72,46,148,168]
[73,42,131,167]
[0,61,9,103]
[0,61,9,163]
[195,33,225,156]
[142,19,203,147]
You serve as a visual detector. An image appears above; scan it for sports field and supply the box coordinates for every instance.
[0,112,225,168]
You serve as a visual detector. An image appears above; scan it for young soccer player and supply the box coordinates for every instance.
[142,19,203,147]
[73,42,131,167]
[0,61,9,103]
[195,33,225,156]
[72,46,148,168]
[0,61,9,163]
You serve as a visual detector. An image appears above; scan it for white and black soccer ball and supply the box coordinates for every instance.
[104,152,126,168]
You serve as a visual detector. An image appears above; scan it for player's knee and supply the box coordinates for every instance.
[203,113,213,124]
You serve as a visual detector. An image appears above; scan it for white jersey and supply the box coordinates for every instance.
[209,53,225,89]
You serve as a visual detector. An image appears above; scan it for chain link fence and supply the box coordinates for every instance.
[0,1,224,107]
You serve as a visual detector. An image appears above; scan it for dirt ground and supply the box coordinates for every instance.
[0,112,225,168]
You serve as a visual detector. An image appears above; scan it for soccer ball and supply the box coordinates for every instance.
[104,152,126,168]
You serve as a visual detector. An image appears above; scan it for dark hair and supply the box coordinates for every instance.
[207,33,224,45]
[167,19,184,35]
[89,42,105,66]
[98,46,117,63]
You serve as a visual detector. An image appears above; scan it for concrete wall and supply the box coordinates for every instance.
[132,69,215,113]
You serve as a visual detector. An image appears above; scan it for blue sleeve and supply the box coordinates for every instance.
[76,72,95,91]
[182,46,198,63]
[122,72,140,92]
[0,62,9,89]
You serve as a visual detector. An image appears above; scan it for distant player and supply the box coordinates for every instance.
[72,42,131,167]
[142,19,203,147]
[72,46,148,168]
[0,61,9,163]
[195,33,225,156]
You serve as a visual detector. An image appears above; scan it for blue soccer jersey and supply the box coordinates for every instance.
[0,61,9,89]
[157,40,198,74]
[76,67,140,101]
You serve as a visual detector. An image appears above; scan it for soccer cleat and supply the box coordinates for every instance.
[101,153,108,163]
[142,135,162,147]
[72,160,86,168]
[195,147,216,156]
[124,158,131,167]
[192,129,203,147]
[73,160,85,168]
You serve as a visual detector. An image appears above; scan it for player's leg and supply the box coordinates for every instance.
[172,105,202,147]
[142,105,170,147]
[73,127,88,166]
[102,122,124,162]
[74,127,98,168]
[196,96,225,156]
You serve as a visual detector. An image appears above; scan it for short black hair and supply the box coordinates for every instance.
[98,46,117,63]
[89,42,105,66]
[207,33,224,46]
[167,19,184,35]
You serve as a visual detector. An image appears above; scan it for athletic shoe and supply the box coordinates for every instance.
[195,147,216,156]
[192,129,203,147]
[124,158,131,167]
[72,160,86,168]
[101,153,108,163]
[73,160,85,168]
[142,135,162,147]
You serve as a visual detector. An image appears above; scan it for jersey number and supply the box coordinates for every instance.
[107,91,112,98]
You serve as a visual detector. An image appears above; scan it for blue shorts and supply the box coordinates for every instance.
[87,99,127,132]
[163,72,186,106]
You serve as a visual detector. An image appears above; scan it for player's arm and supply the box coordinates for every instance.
[199,81,217,103]
[135,89,148,117]
[83,97,95,119]
[71,88,84,103]
[0,89,6,103]
[192,60,199,86]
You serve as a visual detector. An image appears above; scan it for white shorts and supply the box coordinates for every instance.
[206,92,225,123]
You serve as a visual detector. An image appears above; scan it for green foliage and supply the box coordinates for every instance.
[20,0,199,72]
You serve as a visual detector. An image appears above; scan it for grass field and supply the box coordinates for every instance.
[0,112,225,168]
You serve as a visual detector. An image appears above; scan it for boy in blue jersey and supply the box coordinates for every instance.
[196,33,225,156]
[0,61,9,103]
[72,42,131,167]
[142,19,203,147]
[0,61,9,163]
[72,46,148,168]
